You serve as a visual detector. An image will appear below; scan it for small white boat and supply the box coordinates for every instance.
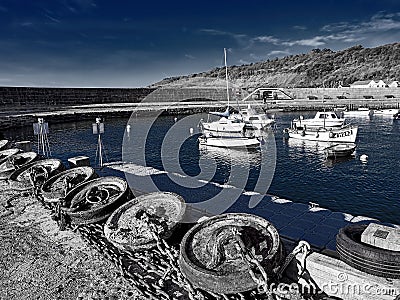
[284,125,358,143]
[292,111,345,130]
[343,107,373,117]
[233,105,275,130]
[200,117,245,136]
[373,108,400,117]
[324,143,356,158]
[198,135,260,149]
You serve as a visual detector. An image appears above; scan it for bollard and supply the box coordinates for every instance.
[15,141,32,152]
[68,156,91,168]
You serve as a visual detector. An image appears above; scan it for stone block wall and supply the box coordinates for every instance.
[0,87,156,108]
[286,87,400,100]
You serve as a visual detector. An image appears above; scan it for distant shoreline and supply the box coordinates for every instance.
[1,96,399,132]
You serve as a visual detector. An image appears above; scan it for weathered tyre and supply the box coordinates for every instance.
[0,148,21,165]
[104,192,186,251]
[0,139,9,151]
[40,166,97,203]
[8,158,64,190]
[0,151,38,180]
[336,224,400,279]
[61,176,129,225]
[179,213,284,294]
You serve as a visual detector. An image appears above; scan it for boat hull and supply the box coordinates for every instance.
[201,118,245,134]
[199,136,260,149]
[286,126,358,143]
[325,143,356,158]
[343,110,372,117]
[244,119,275,130]
[374,109,400,117]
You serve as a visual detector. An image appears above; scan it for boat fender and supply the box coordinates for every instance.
[329,131,334,138]
[301,130,305,137]
[316,132,319,138]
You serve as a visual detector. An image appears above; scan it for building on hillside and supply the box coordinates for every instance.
[350,80,387,88]
[375,80,387,87]
[350,80,375,88]
[389,81,399,88]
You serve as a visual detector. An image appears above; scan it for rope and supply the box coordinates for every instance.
[277,240,311,279]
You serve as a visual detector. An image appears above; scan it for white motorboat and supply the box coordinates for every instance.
[324,143,356,158]
[373,108,400,117]
[292,111,345,130]
[343,107,373,117]
[284,125,358,143]
[235,105,275,130]
[200,117,245,136]
[198,135,260,149]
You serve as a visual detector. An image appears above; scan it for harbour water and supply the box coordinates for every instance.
[4,111,400,224]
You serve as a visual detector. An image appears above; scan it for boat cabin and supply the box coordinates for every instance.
[315,112,340,120]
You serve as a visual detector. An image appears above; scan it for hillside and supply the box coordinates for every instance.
[152,43,400,88]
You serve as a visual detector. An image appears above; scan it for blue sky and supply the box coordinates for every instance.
[1,0,400,87]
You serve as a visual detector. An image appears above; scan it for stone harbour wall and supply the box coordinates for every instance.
[0,87,155,107]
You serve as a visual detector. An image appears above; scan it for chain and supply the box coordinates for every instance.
[33,191,298,300]
[147,222,206,300]
[230,227,273,298]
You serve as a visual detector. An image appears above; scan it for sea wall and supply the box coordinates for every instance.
[2,86,400,110]
[285,87,400,100]
[0,86,234,110]
[0,87,155,108]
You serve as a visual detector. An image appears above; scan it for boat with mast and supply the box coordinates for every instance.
[199,49,260,149]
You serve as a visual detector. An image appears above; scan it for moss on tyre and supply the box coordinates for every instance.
[336,224,400,279]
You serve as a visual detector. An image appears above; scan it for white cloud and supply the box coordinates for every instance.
[268,49,291,56]
[283,36,326,47]
[252,35,281,45]
[185,54,195,59]
[322,12,400,35]
[293,25,307,30]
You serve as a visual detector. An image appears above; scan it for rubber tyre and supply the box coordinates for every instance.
[179,213,285,294]
[336,224,400,279]
[61,176,130,225]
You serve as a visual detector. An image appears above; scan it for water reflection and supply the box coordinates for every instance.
[324,155,355,168]
[284,137,356,167]
[199,144,262,166]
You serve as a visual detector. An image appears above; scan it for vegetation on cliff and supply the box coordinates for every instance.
[153,43,400,88]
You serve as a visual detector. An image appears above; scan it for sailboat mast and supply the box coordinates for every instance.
[224,48,230,106]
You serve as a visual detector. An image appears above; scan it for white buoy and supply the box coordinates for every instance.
[189,127,194,135]
[360,154,368,163]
